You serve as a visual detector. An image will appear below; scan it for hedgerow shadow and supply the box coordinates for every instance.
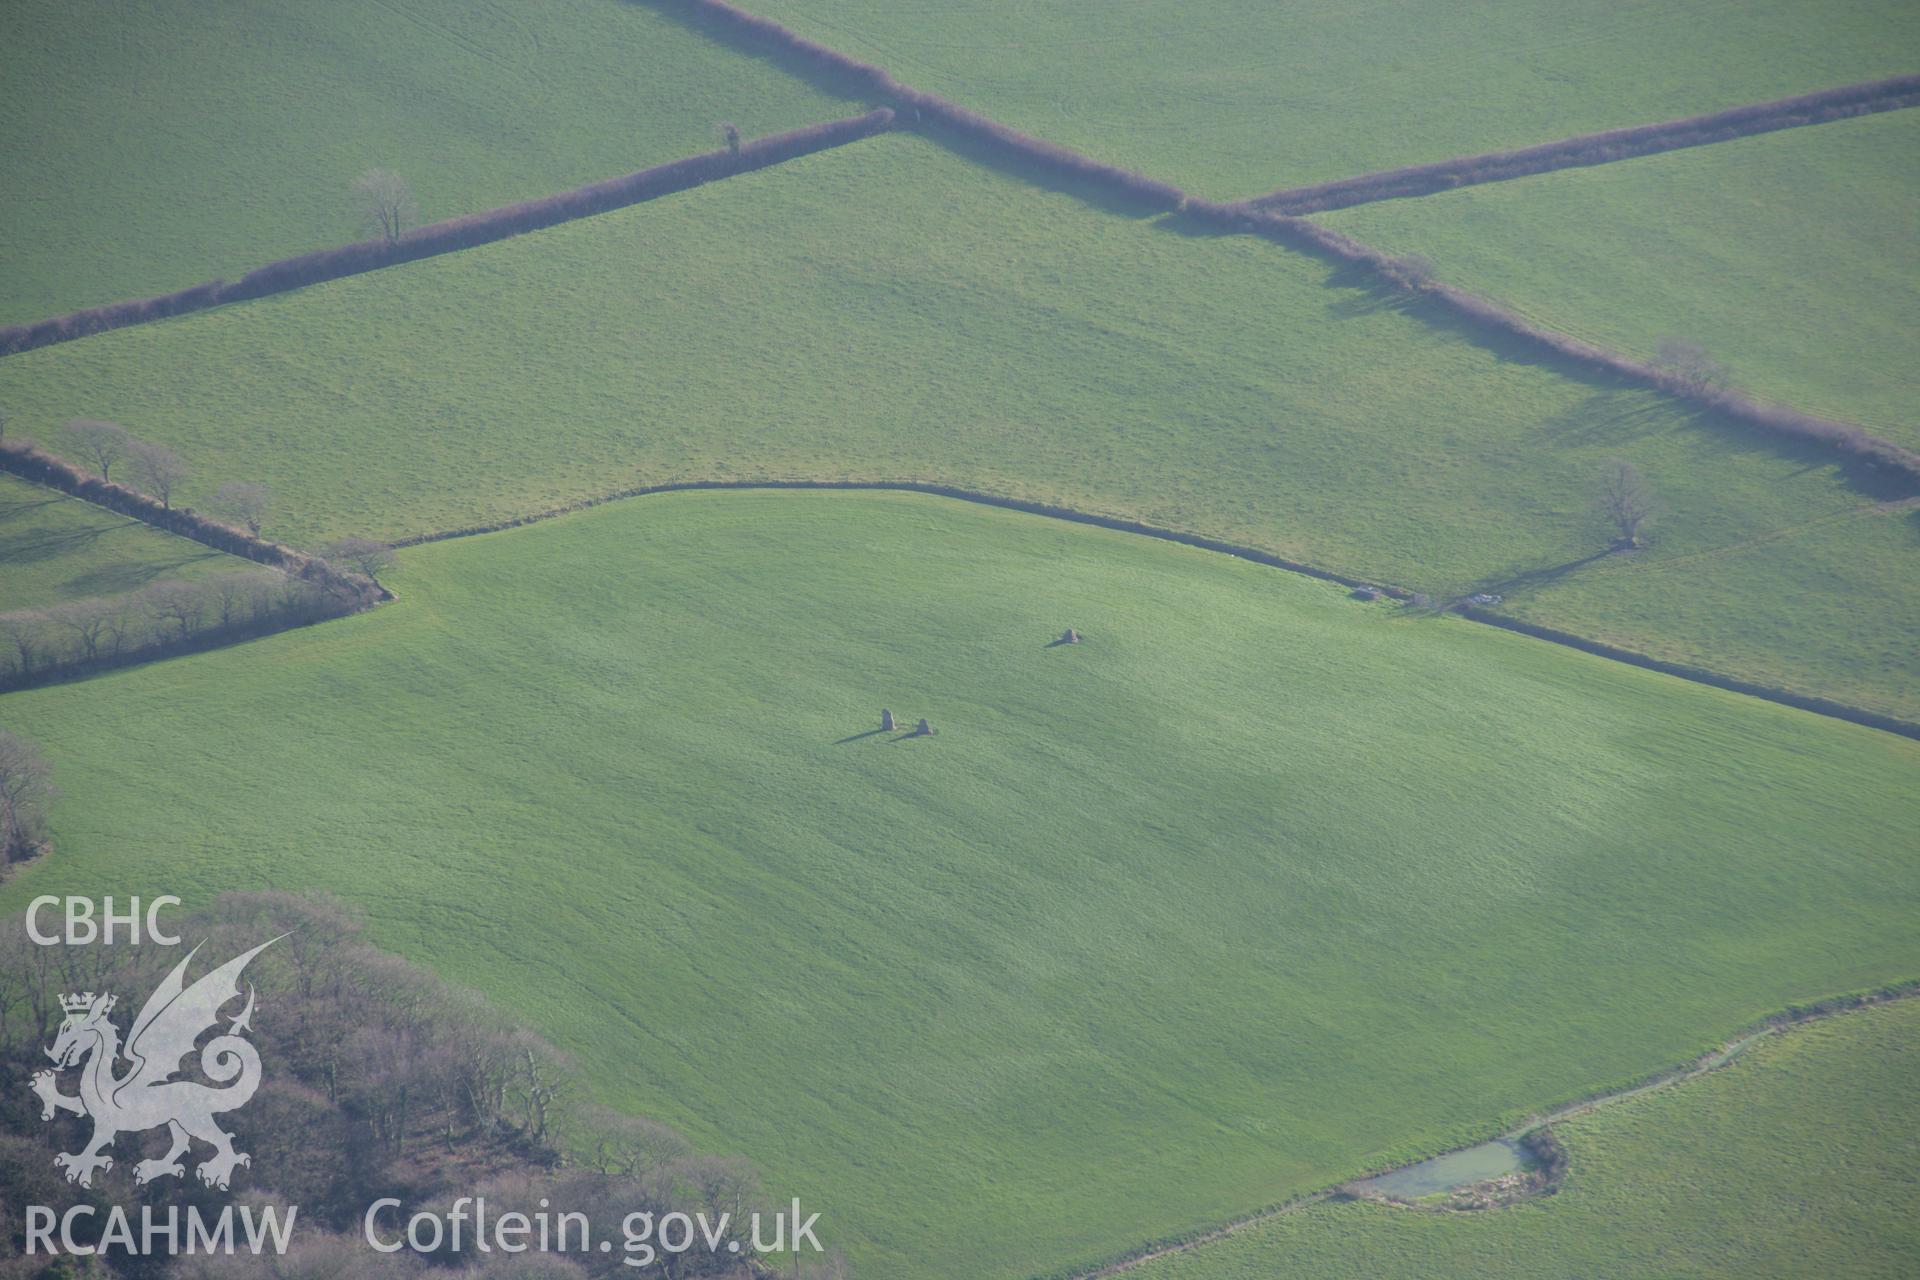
[0,520,125,563]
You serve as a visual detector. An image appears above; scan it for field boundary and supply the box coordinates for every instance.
[649,0,1184,210]
[0,588,375,696]
[1050,980,1920,1280]
[1178,201,1920,485]
[1,440,317,572]
[639,0,1920,484]
[0,110,895,359]
[1245,75,1920,214]
[0,442,386,693]
[5,4,1908,733]
[394,478,1920,741]
[1455,607,1920,738]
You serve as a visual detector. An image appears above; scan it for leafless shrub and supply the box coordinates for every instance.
[142,577,210,636]
[322,536,396,579]
[353,168,418,244]
[575,1105,694,1178]
[212,480,271,535]
[128,438,189,508]
[1599,460,1657,548]
[0,730,55,863]
[1385,252,1436,292]
[0,611,48,675]
[48,596,118,661]
[1653,337,1730,395]
[65,418,130,482]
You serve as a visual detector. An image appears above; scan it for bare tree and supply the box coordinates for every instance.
[1653,337,1729,395]
[681,1152,762,1236]
[1599,460,1656,549]
[576,1105,692,1178]
[354,168,417,244]
[0,611,47,676]
[98,597,137,657]
[65,418,130,482]
[0,730,56,863]
[211,481,271,535]
[209,571,276,628]
[323,536,396,580]
[128,439,189,508]
[508,1037,569,1143]
[49,599,116,662]
[143,579,209,637]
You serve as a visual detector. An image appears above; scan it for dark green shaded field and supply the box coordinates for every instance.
[2,490,1913,1277]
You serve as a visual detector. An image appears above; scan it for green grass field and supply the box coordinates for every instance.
[1129,999,1920,1279]
[1,490,1913,1277]
[0,473,237,612]
[1497,495,1920,716]
[1,134,1911,718]
[1324,110,1920,445]
[736,0,1920,197]
[0,0,851,323]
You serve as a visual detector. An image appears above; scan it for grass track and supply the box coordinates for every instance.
[0,134,1912,719]
[0,0,851,322]
[724,0,1920,197]
[1,489,1914,1277]
[1323,109,1920,445]
[1124,999,1920,1279]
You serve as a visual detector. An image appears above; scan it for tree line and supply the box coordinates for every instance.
[0,420,393,692]
[0,731,52,867]
[57,419,266,526]
[0,892,849,1278]
[1,432,297,571]
[0,564,373,694]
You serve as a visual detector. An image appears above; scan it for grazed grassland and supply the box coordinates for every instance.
[0,473,234,612]
[1,490,1913,1277]
[0,136,1911,718]
[717,0,1920,196]
[1127,1000,1920,1279]
[0,0,851,322]
[1325,109,1920,445]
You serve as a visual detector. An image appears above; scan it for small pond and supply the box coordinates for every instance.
[1355,1138,1528,1199]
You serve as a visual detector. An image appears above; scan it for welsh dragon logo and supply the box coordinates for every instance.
[30,938,279,1190]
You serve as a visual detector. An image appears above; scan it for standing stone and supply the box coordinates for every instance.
[914,718,933,736]
[1061,628,1080,644]
[880,708,897,732]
